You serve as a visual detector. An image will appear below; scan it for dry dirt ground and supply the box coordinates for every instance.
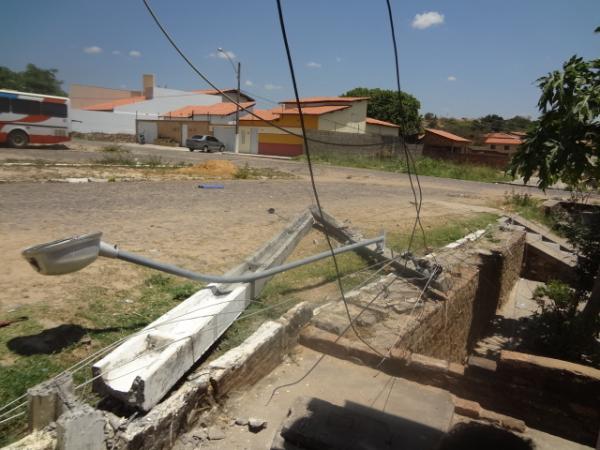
[0,141,562,317]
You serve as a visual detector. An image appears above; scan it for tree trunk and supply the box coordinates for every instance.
[581,268,600,329]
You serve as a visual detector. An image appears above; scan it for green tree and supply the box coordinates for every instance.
[511,44,600,339]
[509,56,599,191]
[0,64,67,96]
[341,87,421,134]
[479,114,505,132]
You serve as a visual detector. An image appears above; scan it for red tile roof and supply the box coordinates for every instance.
[239,109,280,122]
[279,96,369,104]
[82,95,147,111]
[276,105,350,115]
[425,128,471,143]
[483,132,522,146]
[366,117,400,128]
[167,102,255,118]
[240,105,349,121]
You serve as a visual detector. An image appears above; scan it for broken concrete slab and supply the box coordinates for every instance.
[92,211,314,411]
[109,303,313,450]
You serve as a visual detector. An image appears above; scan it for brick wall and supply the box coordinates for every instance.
[396,231,525,363]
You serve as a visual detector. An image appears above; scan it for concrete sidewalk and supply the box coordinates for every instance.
[181,347,455,450]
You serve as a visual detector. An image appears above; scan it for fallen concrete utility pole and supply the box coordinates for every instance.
[91,209,384,411]
[309,206,445,296]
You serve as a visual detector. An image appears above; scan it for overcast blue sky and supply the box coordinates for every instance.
[1,0,598,118]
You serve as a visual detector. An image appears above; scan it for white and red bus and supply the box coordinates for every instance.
[0,89,70,148]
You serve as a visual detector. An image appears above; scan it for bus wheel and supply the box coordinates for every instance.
[8,130,29,148]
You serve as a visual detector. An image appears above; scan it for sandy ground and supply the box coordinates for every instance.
[0,141,564,316]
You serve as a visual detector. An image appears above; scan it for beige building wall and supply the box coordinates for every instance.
[69,84,141,109]
[366,124,399,136]
[317,101,367,133]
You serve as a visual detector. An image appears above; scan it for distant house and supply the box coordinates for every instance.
[136,101,256,150]
[70,74,223,135]
[483,132,523,154]
[422,128,471,156]
[365,117,400,136]
[238,96,371,156]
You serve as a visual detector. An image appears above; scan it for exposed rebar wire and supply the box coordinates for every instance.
[0,411,25,426]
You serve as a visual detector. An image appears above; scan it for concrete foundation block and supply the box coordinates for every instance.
[56,404,106,450]
[27,372,76,431]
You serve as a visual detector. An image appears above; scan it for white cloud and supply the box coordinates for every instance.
[208,52,217,58]
[244,80,253,86]
[83,46,102,54]
[129,50,142,58]
[112,50,121,55]
[447,75,457,81]
[264,83,282,91]
[335,57,342,63]
[412,11,444,29]
[306,61,322,69]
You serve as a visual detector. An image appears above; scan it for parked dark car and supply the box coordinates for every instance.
[186,135,225,152]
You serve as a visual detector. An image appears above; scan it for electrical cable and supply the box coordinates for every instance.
[274,0,384,357]
[141,0,398,149]
[384,0,429,256]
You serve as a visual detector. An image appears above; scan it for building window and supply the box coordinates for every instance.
[490,144,496,150]
[504,145,510,151]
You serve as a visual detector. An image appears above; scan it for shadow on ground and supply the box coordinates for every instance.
[6,323,145,356]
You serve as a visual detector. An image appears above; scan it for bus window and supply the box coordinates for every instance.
[40,102,67,118]
[0,97,9,112]
[11,99,41,115]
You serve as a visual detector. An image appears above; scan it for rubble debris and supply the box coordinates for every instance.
[248,417,267,433]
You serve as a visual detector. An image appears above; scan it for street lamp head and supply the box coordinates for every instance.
[22,232,103,275]
[217,47,224,53]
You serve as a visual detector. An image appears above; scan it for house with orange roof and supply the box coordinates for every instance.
[365,117,400,136]
[237,96,374,156]
[69,74,226,135]
[483,132,523,154]
[422,128,471,156]
[237,98,367,156]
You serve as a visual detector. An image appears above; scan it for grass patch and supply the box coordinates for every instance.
[386,212,499,255]
[298,153,510,183]
[502,192,560,231]
[0,274,203,446]
[100,145,128,153]
[210,250,371,357]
